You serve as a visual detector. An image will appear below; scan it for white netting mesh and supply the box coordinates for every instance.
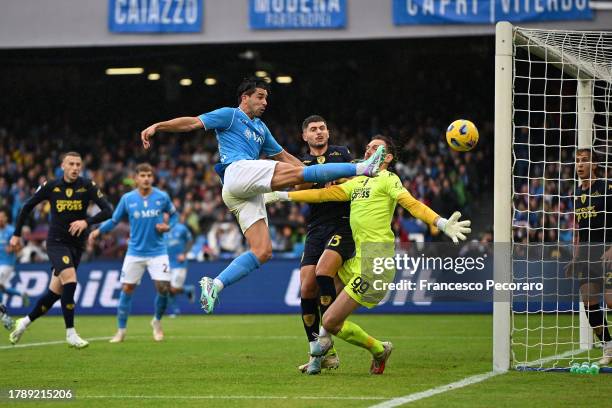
[511,27,612,370]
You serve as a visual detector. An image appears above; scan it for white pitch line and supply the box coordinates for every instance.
[80,395,388,401]
[368,371,499,408]
[2,334,489,349]
[0,336,111,350]
[370,348,588,408]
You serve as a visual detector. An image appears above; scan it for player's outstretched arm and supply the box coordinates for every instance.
[397,192,471,244]
[91,195,127,241]
[141,117,204,149]
[264,185,349,204]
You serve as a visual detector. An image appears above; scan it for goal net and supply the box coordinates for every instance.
[494,22,612,372]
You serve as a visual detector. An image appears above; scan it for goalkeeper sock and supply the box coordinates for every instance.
[216,251,260,289]
[587,303,612,342]
[60,282,77,329]
[117,291,133,329]
[28,290,61,322]
[303,163,356,183]
[154,292,169,321]
[336,320,385,356]
[300,297,320,342]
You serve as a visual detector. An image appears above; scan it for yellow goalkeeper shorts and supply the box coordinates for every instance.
[338,256,394,309]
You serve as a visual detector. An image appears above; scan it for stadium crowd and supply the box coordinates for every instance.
[0,116,493,262]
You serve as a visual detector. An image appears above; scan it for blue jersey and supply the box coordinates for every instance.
[0,225,15,266]
[100,188,178,257]
[198,107,283,178]
[166,223,193,269]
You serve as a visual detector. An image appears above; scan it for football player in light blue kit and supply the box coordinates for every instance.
[166,214,195,316]
[0,207,29,330]
[89,163,178,342]
[141,77,385,313]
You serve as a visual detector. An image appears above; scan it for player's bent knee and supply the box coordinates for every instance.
[322,313,343,335]
[122,284,136,294]
[300,282,318,298]
[155,281,170,294]
[58,267,77,283]
[252,246,273,264]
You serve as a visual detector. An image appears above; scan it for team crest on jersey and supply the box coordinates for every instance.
[66,188,73,198]
[317,156,326,164]
[62,256,70,264]
[581,194,587,204]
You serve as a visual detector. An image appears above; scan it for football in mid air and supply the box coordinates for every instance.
[446,119,479,152]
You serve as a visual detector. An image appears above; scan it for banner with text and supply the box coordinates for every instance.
[3,259,493,315]
[249,0,347,29]
[2,243,583,315]
[392,0,592,25]
[109,0,203,33]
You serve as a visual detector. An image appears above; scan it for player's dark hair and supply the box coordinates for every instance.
[135,163,154,174]
[61,151,81,162]
[371,135,397,162]
[0,206,9,219]
[302,115,327,131]
[237,77,271,104]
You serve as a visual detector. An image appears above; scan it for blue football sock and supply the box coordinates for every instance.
[4,287,21,297]
[217,251,261,288]
[167,294,176,311]
[154,293,169,320]
[302,163,357,183]
[117,291,133,329]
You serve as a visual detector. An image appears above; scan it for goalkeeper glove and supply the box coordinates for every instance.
[263,191,290,205]
[436,211,471,244]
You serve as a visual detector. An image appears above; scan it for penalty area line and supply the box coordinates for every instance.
[368,371,499,408]
[369,348,585,407]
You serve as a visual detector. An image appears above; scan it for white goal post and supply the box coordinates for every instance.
[494,21,612,372]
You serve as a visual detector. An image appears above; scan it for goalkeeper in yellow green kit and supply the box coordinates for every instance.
[266,136,471,375]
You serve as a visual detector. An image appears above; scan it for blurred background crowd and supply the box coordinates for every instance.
[0,115,493,263]
[0,38,498,263]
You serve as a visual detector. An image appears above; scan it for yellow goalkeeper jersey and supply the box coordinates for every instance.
[338,171,402,249]
[288,170,439,256]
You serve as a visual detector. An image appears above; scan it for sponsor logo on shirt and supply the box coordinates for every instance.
[133,209,162,219]
[56,200,83,212]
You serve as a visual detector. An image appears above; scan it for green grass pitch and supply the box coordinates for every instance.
[1,314,609,407]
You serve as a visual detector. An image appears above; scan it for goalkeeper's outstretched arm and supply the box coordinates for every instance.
[265,185,349,204]
[397,191,471,244]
